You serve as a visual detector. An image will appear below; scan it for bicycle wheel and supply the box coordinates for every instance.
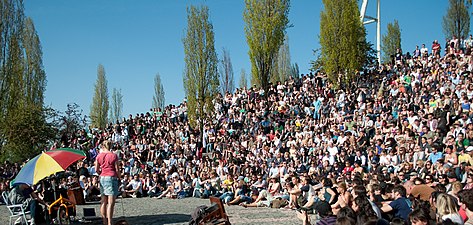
[57,206,70,225]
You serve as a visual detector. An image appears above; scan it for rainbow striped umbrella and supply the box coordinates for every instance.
[12,148,86,186]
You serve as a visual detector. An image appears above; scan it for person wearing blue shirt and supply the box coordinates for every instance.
[427,146,444,164]
[381,185,412,221]
[313,98,322,120]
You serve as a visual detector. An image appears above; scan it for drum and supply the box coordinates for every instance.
[67,188,85,205]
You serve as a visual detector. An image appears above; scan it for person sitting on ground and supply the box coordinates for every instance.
[352,195,389,225]
[157,172,184,199]
[457,189,473,225]
[267,176,282,197]
[219,175,236,204]
[124,174,143,198]
[227,176,252,205]
[85,175,101,201]
[380,185,412,221]
[351,185,383,219]
[295,176,323,225]
[202,171,220,198]
[287,176,303,209]
[318,178,337,205]
[239,174,291,209]
[410,177,435,202]
[147,173,162,198]
[435,193,464,225]
[313,201,336,225]
[332,182,353,214]
[408,208,436,225]
[250,174,267,193]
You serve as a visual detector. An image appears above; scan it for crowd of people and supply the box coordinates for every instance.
[2,36,473,225]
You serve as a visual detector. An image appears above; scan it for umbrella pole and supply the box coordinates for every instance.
[113,194,129,225]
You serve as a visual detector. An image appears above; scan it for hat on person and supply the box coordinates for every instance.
[409,172,418,177]
[466,146,473,152]
[237,176,245,181]
[447,172,457,179]
[172,172,179,178]
[283,174,291,181]
[382,167,388,172]
[314,201,332,217]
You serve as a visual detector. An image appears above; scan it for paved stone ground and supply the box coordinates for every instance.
[0,197,309,225]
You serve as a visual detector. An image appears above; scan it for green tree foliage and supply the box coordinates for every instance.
[443,0,470,39]
[243,0,290,93]
[272,35,291,83]
[110,88,123,123]
[317,0,367,88]
[90,64,109,129]
[382,20,402,63]
[239,68,248,89]
[152,73,165,110]
[52,103,88,146]
[0,0,24,115]
[23,17,46,106]
[0,1,51,162]
[182,5,219,131]
[2,105,56,162]
[219,48,234,94]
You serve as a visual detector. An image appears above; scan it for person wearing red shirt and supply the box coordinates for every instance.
[95,140,120,225]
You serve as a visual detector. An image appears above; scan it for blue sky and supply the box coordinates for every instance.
[24,0,460,116]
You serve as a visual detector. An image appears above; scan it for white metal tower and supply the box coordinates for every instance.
[360,0,381,64]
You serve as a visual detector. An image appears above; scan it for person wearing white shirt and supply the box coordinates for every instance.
[354,150,367,167]
[327,142,338,157]
[420,44,428,56]
[268,162,279,178]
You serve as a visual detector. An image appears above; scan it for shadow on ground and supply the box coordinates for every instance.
[75,213,191,225]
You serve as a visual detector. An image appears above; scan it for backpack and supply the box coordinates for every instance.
[271,198,288,208]
[189,205,208,225]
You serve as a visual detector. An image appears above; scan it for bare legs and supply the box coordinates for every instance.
[227,196,241,205]
[297,210,311,225]
[100,195,117,225]
[107,195,116,225]
[100,195,108,225]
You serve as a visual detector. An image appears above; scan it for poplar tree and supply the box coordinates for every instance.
[272,35,291,83]
[219,48,234,94]
[110,88,123,123]
[152,73,165,110]
[317,0,367,88]
[0,1,53,161]
[291,63,299,79]
[382,20,402,63]
[90,64,109,129]
[239,69,248,89]
[443,0,470,39]
[182,5,219,132]
[0,0,24,117]
[243,0,290,93]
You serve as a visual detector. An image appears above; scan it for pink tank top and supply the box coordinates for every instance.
[96,152,118,177]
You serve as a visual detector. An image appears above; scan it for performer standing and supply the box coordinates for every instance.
[95,140,120,225]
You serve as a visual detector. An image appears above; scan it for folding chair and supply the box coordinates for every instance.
[2,191,31,225]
